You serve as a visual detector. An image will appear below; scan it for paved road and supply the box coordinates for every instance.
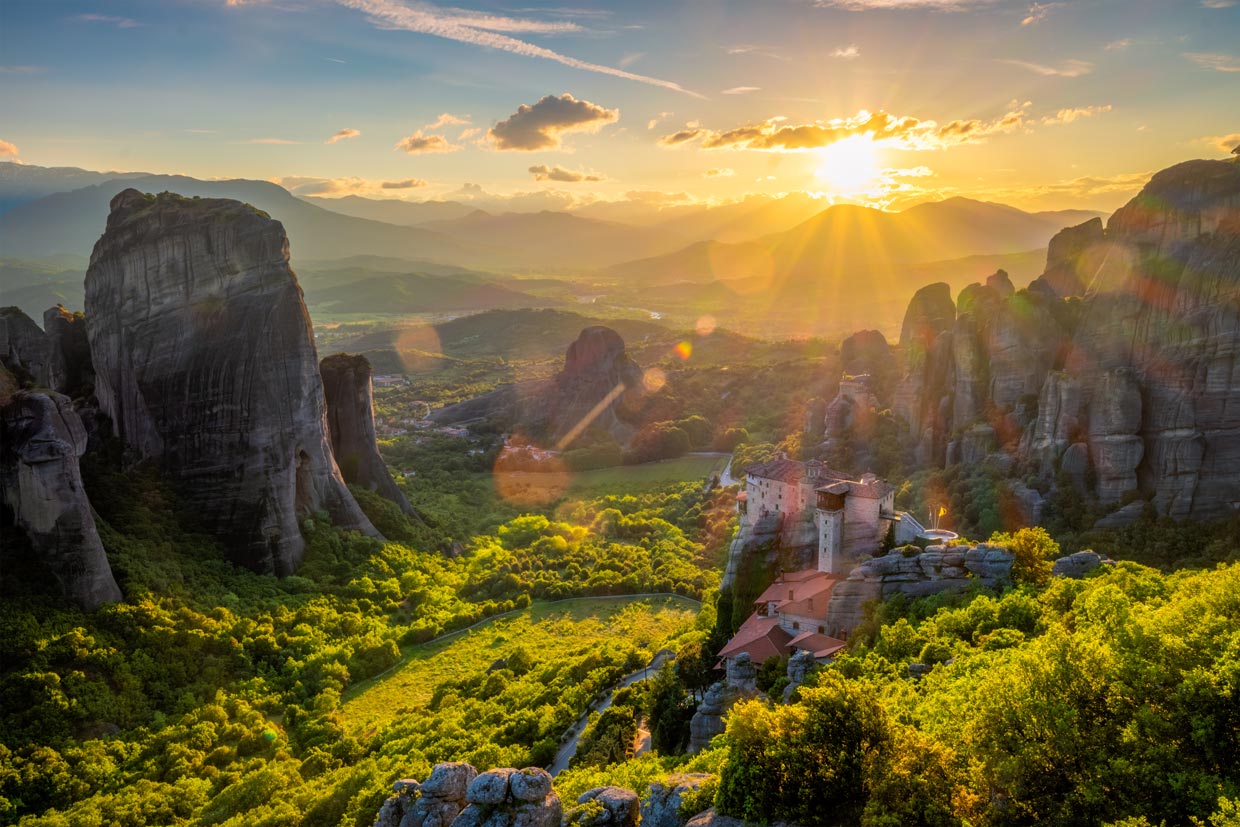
[547,648,674,776]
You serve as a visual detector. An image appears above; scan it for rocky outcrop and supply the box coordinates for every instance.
[641,776,712,827]
[1052,550,1113,578]
[0,386,121,610]
[782,650,816,703]
[1033,217,1105,298]
[890,159,1240,523]
[0,306,49,384]
[454,768,561,827]
[42,306,93,397]
[376,765,560,827]
[688,682,729,754]
[84,189,377,575]
[573,787,640,827]
[320,353,417,516]
[840,329,896,400]
[826,544,1014,636]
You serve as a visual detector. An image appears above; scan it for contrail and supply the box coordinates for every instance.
[336,0,705,98]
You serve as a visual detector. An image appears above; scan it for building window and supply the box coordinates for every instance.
[819,626,826,634]
[792,622,800,630]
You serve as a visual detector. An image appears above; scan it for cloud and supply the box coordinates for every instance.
[658,106,1031,153]
[1105,39,1132,50]
[722,86,760,95]
[426,113,471,129]
[0,140,19,158]
[242,137,299,144]
[831,45,861,58]
[1041,104,1112,125]
[326,127,361,144]
[618,52,645,68]
[458,127,482,140]
[488,93,618,151]
[1199,133,1240,153]
[529,164,605,182]
[382,178,429,189]
[1201,0,1235,7]
[395,131,463,153]
[1020,2,1059,25]
[813,0,998,9]
[995,170,1151,201]
[72,13,141,27]
[647,111,673,130]
[1001,58,1093,77]
[0,65,43,74]
[726,44,790,61]
[1184,52,1240,72]
[704,168,734,178]
[334,0,702,96]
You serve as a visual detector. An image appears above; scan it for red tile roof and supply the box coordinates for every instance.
[753,568,845,623]
[788,630,848,659]
[717,614,791,663]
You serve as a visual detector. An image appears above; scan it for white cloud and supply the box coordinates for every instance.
[1041,104,1112,125]
[1199,132,1240,153]
[813,0,998,9]
[1184,52,1240,72]
[647,111,673,130]
[0,140,19,158]
[831,45,861,58]
[1001,58,1093,77]
[333,0,703,96]
[71,13,141,27]
[1020,2,1060,26]
[425,113,471,130]
[395,130,463,153]
[241,137,299,144]
[325,127,361,144]
[529,164,605,182]
[722,86,761,95]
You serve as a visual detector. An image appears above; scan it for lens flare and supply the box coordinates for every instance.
[643,367,668,392]
[675,341,693,360]
[695,315,717,336]
[814,136,882,194]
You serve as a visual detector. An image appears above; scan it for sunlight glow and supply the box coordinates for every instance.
[813,136,882,193]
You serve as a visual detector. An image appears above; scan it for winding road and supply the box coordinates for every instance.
[547,648,675,776]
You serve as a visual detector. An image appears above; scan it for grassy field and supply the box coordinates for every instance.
[495,454,730,505]
[340,595,700,735]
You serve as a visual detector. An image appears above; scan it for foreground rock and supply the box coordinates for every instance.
[0,384,121,610]
[641,776,712,827]
[454,767,561,827]
[572,787,640,827]
[320,352,418,516]
[85,189,378,574]
[42,305,93,396]
[0,306,50,384]
[374,763,477,827]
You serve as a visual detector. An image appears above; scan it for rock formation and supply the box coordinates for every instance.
[1051,550,1113,578]
[42,305,93,397]
[84,189,378,575]
[572,787,640,827]
[782,650,816,703]
[641,776,712,827]
[320,353,417,516]
[688,653,761,753]
[376,765,560,827]
[0,383,122,610]
[890,159,1240,522]
[0,306,50,384]
[430,325,647,448]
[825,544,1014,635]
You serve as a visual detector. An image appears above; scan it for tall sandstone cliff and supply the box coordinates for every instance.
[320,352,417,516]
[84,189,378,574]
[892,159,1240,520]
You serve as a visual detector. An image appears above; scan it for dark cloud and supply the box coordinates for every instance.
[382,178,428,189]
[394,131,463,154]
[489,93,618,151]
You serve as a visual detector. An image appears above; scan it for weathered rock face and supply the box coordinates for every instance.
[782,650,816,703]
[826,544,1013,636]
[0,387,121,610]
[574,787,640,827]
[891,159,1240,523]
[454,767,561,827]
[42,306,93,397]
[376,765,560,827]
[899,282,955,352]
[320,353,417,517]
[641,775,711,827]
[1052,550,1113,579]
[0,306,49,384]
[1035,217,1105,298]
[688,682,729,754]
[84,189,377,574]
[541,326,646,446]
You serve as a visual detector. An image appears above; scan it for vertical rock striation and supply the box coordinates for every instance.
[320,352,417,516]
[0,383,122,610]
[84,189,378,574]
[42,305,94,396]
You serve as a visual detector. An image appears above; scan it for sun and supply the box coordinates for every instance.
[813,136,882,193]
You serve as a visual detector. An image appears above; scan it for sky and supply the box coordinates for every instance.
[1,0,1238,212]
